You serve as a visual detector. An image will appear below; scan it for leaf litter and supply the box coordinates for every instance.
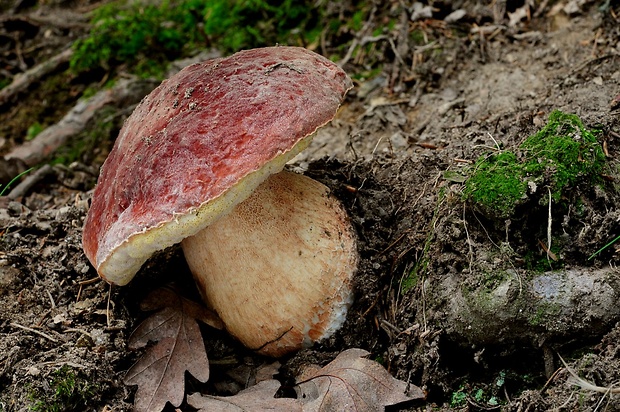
[123,286,222,411]
[295,348,424,412]
[187,348,424,411]
[125,287,423,411]
[2,2,620,411]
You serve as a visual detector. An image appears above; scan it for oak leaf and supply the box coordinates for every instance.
[294,348,425,412]
[187,379,302,411]
[124,287,223,412]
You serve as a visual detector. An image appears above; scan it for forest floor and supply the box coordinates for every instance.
[0,0,619,411]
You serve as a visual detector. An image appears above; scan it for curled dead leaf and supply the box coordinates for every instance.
[294,348,425,412]
[187,379,302,411]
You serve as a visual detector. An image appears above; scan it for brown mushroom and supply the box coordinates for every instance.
[82,46,357,356]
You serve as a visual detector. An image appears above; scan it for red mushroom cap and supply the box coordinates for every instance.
[82,46,352,285]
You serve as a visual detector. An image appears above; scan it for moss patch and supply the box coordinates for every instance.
[462,110,605,219]
[28,365,97,412]
[71,0,325,79]
[463,151,528,219]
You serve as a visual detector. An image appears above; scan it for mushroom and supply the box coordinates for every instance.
[82,46,357,356]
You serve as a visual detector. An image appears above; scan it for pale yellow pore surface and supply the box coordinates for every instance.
[182,171,358,357]
[97,136,312,286]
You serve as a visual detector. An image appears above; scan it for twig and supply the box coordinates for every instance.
[24,360,88,370]
[10,322,58,343]
[463,203,474,272]
[46,289,56,309]
[487,132,502,151]
[76,276,100,302]
[559,354,620,394]
[540,366,565,393]
[338,5,377,67]
[5,77,157,167]
[0,47,73,107]
[106,283,113,327]
[547,188,552,265]
[64,328,94,339]
[569,52,619,75]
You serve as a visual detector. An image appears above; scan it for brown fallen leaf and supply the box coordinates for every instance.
[138,286,224,329]
[186,379,302,411]
[612,93,620,111]
[295,348,425,412]
[124,286,223,412]
[226,361,282,389]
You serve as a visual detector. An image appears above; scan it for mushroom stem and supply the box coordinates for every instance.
[181,170,358,357]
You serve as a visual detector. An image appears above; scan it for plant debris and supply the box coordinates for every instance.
[123,287,222,412]
[187,380,302,411]
[295,348,424,411]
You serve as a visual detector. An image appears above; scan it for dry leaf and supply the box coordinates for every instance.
[612,93,620,111]
[138,286,223,329]
[226,361,281,388]
[124,287,222,412]
[187,379,302,411]
[295,348,425,412]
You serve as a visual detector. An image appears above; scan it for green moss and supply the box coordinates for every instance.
[462,110,605,219]
[461,270,513,313]
[28,365,97,412]
[528,301,562,326]
[463,151,528,219]
[520,110,605,200]
[481,270,510,290]
[523,242,563,272]
[400,269,419,293]
[71,0,324,78]
[350,9,366,31]
[450,379,505,409]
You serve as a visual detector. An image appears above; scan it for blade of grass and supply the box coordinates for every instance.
[587,233,620,261]
[0,167,34,197]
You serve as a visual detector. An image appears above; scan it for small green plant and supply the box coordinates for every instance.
[463,110,605,219]
[26,122,44,141]
[28,365,97,412]
[450,386,468,407]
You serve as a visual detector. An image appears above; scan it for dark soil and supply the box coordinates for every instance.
[1,1,620,411]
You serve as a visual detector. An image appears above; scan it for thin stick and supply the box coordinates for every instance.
[76,276,100,302]
[559,354,620,394]
[11,322,58,343]
[547,188,552,265]
[46,289,56,309]
[463,203,474,272]
[106,283,112,327]
[487,132,502,151]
